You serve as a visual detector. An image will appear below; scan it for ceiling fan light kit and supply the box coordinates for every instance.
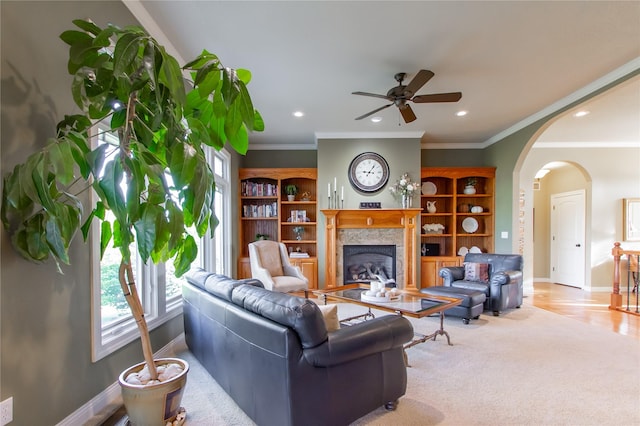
[353,69,462,123]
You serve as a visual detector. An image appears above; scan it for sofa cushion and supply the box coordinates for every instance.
[317,304,340,332]
[185,267,263,302]
[464,262,490,283]
[231,284,327,348]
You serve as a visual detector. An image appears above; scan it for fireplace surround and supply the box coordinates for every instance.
[321,208,421,289]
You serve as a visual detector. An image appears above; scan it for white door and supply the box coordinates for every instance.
[550,190,586,288]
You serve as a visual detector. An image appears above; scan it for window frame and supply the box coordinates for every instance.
[90,126,232,361]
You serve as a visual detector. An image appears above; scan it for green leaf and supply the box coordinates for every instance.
[97,155,126,221]
[169,143,198,189]
[60,30,93,47]
[253,110,265,132]
[72,19,102,36]
[48,139,75,186]
[228,124,249,155]
[159,50,186,105]
[80,209,96,241]
[45,213,70,265]
[114,32,142,77]
[166,201,184,252]
[24,214,49,261]
[100,220,112,260]
[182,50,218,70]
[134,204,161,261]
[236,68,252,85]
[173,234,197,277]
[236,81,255,130]
[224,100,243,140]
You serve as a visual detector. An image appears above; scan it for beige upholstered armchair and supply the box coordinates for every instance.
[248,240,309,296]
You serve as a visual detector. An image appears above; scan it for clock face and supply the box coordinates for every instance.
[348,152,390,193]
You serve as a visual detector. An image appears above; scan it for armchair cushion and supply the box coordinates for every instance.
[253,240,284,277]
[464,262,490,283]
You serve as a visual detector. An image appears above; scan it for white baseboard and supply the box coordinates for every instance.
[56,334,186,426]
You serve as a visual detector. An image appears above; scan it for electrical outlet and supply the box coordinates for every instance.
[0,397,13,425]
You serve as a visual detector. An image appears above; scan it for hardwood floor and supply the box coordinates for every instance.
[532,281,640,340]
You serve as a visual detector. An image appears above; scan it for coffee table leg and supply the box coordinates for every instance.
[430,311,452,345]
[341,307,375,325]
[404,311,453,350]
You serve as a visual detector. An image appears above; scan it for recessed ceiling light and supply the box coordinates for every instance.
[371,116,382,123]
[456,110,468,117]
[573,110,590,117]
[293,111,304,118]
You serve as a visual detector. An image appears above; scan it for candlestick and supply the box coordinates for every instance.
[333,190,337,209]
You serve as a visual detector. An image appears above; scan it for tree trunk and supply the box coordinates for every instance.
[119,260,158,380]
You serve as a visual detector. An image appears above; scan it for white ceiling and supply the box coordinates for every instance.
[129,1,640,150]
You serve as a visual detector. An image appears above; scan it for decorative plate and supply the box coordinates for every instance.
[462,217,479,233]
[422,181,437,195]
[469,246,482,253]
[458,246,469,256]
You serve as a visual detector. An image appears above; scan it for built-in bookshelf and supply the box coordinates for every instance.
[238,168,318,288]
[419,167,496,287]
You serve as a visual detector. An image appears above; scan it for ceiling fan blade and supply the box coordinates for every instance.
[355,103,393,120]
[403,70,434,96]
[412,92,462,103]
[352,91,393,101]
[399,104,417,123]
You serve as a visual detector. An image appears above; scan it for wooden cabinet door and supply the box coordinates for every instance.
[291,258,318,289]
[420,257,461,288]
[237,258,252,279]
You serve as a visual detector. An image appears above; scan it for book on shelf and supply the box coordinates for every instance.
[290,252,310,258]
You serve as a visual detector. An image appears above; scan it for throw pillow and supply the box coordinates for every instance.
[464,262,490,283]
[317,304,340,332]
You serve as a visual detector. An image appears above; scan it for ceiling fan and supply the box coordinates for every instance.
[352,69,462,123]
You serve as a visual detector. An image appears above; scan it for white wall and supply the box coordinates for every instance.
[521,146,640,291]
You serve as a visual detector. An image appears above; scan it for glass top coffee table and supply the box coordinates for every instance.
[314,283,462,347]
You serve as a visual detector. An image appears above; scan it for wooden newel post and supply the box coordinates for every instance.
[610,242,623,309]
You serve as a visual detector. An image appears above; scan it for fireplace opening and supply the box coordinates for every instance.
[343,245,396,286]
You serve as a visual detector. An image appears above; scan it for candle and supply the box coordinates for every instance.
[334,177,337,192]
[341,186,344,201]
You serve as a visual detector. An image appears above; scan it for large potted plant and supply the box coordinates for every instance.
[0,20,262,425]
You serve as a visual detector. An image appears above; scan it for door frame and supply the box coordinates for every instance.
[550,189,586,288]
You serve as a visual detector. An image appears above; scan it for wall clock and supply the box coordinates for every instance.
[348,152,390,193]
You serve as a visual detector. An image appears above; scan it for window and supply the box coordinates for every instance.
[91,126,232,361]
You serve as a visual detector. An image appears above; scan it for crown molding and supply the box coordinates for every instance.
[315,131,425,141]
[534,141,640,149]
[482,57,640,147]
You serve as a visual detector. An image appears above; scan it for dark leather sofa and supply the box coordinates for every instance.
[183,268,414,426]
[438,253,524,316]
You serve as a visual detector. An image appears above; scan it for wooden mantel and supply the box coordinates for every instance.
[321,208,422,290]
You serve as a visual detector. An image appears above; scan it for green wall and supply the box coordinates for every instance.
[1,2,183,424]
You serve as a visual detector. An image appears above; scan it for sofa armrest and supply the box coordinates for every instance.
[439,266,465,286]
[490,270,523,286]
[302,315,413,367]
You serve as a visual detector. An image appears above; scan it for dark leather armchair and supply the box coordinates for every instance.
[439,253,523,316]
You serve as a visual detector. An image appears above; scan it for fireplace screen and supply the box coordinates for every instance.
[343,245,396,286]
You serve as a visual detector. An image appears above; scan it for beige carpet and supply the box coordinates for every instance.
[165,299,640,425]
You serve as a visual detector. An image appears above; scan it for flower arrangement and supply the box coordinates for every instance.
[389,172,417,197]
